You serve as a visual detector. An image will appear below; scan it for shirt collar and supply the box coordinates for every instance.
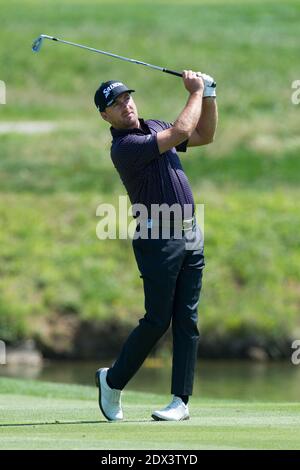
[110,118,149,137]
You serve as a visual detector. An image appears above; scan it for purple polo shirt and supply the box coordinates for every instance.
[110,118,195,218]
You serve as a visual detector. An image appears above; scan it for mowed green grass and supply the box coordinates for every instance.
[0,378,300,449]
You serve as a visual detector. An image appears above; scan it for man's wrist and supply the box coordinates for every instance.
[203,94,216,99]
[190,90,204,98]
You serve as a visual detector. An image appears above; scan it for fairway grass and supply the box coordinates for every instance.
[0,378,300,450]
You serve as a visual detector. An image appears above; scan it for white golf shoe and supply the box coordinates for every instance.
[95,367,123,421]
[151,396,190,421]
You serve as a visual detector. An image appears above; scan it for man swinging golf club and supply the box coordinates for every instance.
[94,70,218,421]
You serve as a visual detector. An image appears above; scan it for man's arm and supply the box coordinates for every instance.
[156,70,204,154]
[187,97,218,147]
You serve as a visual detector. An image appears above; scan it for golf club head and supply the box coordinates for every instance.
[32,36,44,53]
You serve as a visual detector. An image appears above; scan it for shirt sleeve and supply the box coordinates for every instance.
[111,133,160,174]
[175,140,188,152]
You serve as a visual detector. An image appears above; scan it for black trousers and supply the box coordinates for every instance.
[108,223,205,396]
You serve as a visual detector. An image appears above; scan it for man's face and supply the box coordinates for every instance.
[101,92,139,129]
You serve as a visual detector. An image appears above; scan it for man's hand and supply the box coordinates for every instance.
[197,72,216,98]
[182,70,204,95]
[157,70,204,154]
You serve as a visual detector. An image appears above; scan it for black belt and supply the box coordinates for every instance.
[137,215,196,231]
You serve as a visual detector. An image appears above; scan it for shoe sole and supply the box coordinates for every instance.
[151,413,190,422]
[95,368,113,422]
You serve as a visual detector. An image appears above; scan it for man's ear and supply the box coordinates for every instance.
[100,111,109,122]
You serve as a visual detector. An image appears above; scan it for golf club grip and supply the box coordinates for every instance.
[164,68,183,77]
[164,68,216,88]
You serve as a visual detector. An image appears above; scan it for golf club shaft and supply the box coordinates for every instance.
[33,35,216,87]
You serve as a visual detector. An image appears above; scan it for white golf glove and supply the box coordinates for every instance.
[198,72,216,98]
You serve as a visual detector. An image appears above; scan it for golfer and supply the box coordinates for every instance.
[94,70,218,421]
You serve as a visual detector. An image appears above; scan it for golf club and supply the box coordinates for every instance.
[32,34,216,87]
